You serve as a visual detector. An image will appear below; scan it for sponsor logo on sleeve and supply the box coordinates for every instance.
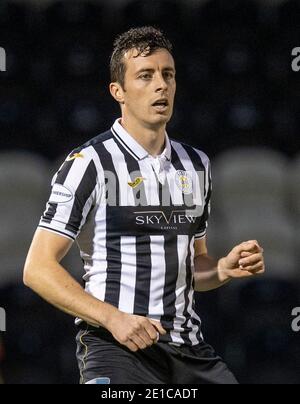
[49,184,74,204]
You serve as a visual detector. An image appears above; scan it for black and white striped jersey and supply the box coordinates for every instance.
[39,119,212,346]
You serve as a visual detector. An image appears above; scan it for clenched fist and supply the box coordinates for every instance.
[106,311,167,352]
[218,240,265,283]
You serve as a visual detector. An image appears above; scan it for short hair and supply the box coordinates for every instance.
[110,26,173,89]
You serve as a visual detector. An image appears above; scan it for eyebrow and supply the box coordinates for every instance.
[135,67,176,75]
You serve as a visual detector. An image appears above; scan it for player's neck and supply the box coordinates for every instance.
[120,117,166,157]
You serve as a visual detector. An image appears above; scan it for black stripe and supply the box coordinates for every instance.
[42,158,76,224]
[133,235,152,315]
[191,299,203,343]
[160,234,179,342]
[42,203,58,225]
[104,234,122,308]
[181,144,211,236]
[93,137,120,207]
[199,165,212,232]
[38,225,75,241]
[65,160,98,235]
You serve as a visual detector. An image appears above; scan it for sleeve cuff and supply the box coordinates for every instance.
[194,230,207,240]
[38,224,76,241]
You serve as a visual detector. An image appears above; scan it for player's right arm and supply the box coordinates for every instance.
[23,228,118,328]
[23,228,166,351]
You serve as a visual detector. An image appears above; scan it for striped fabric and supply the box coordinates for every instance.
[39,119,212,346]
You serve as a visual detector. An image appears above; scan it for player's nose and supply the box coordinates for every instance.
[154,73,168,92]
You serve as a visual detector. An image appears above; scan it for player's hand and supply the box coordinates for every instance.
[218,240,265,282]
[106,311,167,352]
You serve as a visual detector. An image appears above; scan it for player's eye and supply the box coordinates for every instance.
[139,73,152,80]
[164,72,175,80]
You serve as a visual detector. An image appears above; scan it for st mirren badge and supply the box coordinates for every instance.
[175,170,193,195]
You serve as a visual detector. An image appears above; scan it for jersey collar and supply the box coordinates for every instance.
[111,118,171,162]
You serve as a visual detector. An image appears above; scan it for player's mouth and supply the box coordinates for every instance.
[151,98,169,112]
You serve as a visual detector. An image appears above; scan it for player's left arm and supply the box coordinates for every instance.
[193,237,265,292]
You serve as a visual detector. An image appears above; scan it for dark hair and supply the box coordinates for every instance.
[110,26,173,89]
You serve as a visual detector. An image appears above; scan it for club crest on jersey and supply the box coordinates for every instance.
[175,170,193,195]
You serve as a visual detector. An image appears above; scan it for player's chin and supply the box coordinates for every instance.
[156,113,172,125]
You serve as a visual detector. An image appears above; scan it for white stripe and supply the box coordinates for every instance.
[118,236,137,312]
[85,272,108,302]
[88,145,106,258]
[83,147,108,301]
[84,211,108,300]
[195,229,207,239]
[169,235,189,345]
[80,146,107,287]
[148,236,166,315]
[137,159,160,206]
[81,201,108,303]
[103,138,135,206]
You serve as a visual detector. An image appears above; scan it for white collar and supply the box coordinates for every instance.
[111,118,171,162]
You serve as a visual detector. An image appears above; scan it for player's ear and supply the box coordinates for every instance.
[110,82,125,104]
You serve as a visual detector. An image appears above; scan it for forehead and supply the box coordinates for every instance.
[123,48,175,73]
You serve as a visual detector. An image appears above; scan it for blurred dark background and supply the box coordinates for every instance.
[0,0,300,384]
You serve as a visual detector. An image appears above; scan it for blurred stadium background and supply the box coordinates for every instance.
[0,0,300,384]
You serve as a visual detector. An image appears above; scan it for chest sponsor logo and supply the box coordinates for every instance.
[134,210,197,228]
[49,184,74,204]
[175,170,193,195]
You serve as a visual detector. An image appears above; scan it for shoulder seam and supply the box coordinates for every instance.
[71,130,114,155]
[170,138,210,161]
